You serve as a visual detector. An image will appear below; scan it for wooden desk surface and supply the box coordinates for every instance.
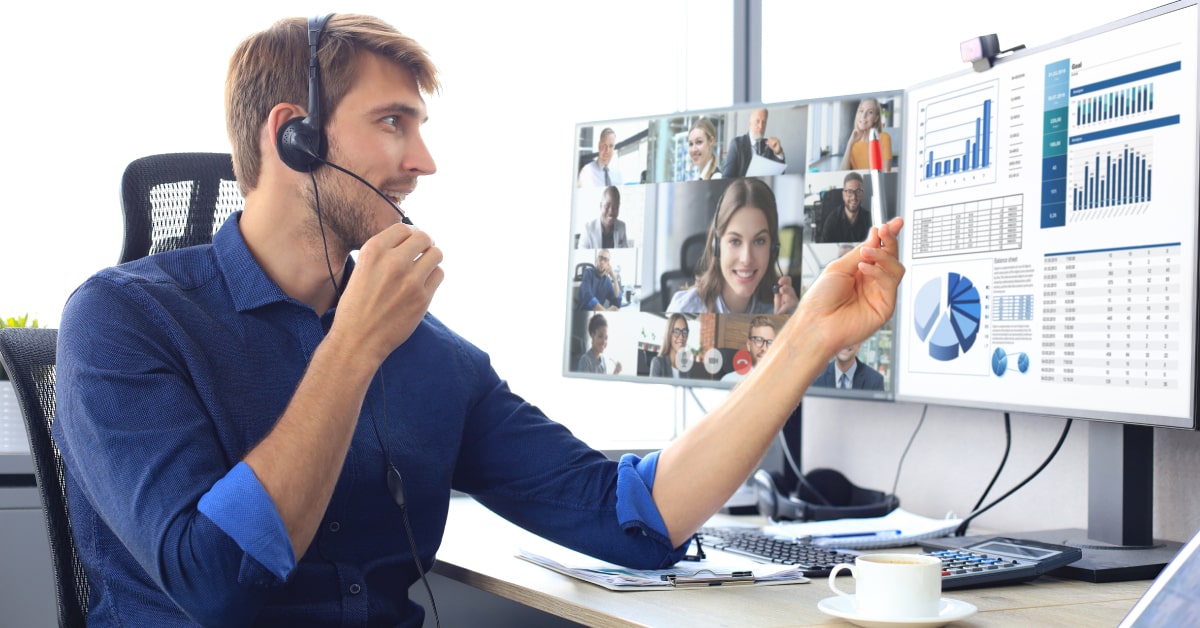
[433,497,1150,627]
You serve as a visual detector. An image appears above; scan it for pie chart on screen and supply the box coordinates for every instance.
[913,272,981,361]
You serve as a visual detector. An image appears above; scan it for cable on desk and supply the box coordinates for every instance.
[955,417,1073,536]
[969,412,1013,515]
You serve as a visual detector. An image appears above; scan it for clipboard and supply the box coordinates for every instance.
[661,568,756,588]
[517,544,807,591]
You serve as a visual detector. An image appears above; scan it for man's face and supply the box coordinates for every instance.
[597,132,616,166]
[596,250,611,273]
[600,189,620,231]
[307,53,436,250]
[836,344,859,367]
[746,324,776,363]
[749,109,768,139]
[842,179,863,214]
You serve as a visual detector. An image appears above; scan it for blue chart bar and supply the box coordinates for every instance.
[1076,83,1153,125]
[1072,143,1152,210]
[924,99,992,179]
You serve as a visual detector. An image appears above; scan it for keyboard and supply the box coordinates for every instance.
[700,527,1084,589]
[698,526,859,577]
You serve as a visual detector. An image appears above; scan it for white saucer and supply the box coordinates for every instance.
[817,595,977,628]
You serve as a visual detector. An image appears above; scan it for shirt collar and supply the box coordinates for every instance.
[713,293,762,314]
[212,211,355,314]
[837,357,859,382]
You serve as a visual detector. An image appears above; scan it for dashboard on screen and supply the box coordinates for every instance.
[894,1,1199,428]
[564,94,902,400]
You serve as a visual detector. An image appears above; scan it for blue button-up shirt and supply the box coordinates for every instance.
[55,212,686,626]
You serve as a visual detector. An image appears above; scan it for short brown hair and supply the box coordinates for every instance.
[225,14,440,194]
[748,315,777,333]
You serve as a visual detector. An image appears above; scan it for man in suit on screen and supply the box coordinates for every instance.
[813,342,885,390]
[721,108,785,178]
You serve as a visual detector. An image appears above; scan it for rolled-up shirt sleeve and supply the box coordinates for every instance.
[614,451,686,556]
[198,462,295,580]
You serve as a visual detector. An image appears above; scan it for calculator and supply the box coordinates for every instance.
[919,536,1084,589]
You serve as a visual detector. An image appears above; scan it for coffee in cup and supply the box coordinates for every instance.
[828,553,943,618]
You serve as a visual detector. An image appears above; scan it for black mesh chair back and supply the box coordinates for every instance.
[119,152,244,263]
[0,328,88,627]
[659,233,710,310]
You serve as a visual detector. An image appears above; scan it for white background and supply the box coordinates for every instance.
[7,1,1198,538]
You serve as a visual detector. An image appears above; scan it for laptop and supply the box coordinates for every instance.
[1119,527,1200,627]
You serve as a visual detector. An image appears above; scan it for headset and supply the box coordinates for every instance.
[277,14,436,624]
[752,467,900,521]
[708,178,784,293]
[276,13,413,226]
[277,14,333,173]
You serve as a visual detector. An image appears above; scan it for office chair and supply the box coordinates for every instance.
[817,187,844,238]
[119,152,244,264]
[573,262,596,309]
[659,233,709,310]
[0,327,89,628]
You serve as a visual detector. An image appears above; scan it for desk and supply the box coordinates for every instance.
[433,497,1150,627]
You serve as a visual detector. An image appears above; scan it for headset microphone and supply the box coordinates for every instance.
[317,157,415,226]
[387,464,407,507]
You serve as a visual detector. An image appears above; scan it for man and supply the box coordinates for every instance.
[54,14,905,625]
[720,107,785,179]
[579,185,628,248]
[814,342,886,391]
[820,171,872,243]
[721,316,778,383]
[578,249,622,311]
[578,127,623,187]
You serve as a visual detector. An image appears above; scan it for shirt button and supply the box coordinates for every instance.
[349,584,361,595]
[328,521,340,532]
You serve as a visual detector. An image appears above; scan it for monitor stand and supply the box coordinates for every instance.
[944,422,1181,582]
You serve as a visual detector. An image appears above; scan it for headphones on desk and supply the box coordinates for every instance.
[752,467,899,521]
[276,13,334,172]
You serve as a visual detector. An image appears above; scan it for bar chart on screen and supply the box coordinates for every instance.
[914,79,1001,195]
[1059,46,1185,226]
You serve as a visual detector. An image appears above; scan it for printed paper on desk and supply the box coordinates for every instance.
[764,508,962,550]
[517,537,808,591]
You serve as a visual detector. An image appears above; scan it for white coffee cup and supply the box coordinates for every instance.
[828,553,943,618]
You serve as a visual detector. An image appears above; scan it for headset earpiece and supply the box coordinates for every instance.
[277,14,334,173]
[277,116,325,172]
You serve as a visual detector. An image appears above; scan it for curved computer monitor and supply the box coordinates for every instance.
[564,94,903,402]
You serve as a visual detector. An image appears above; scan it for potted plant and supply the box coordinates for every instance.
[1,314,40,452]
[0,314,40,381]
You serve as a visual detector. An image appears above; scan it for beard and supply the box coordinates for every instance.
[301,169,374,251]
[299,143,414,252]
